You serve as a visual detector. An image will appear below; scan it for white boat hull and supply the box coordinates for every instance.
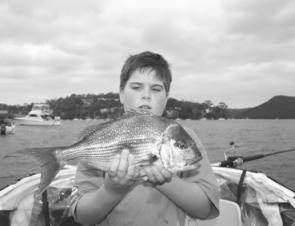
[16,117,61,126]
[5,125,16,134]
[0,166,294,226]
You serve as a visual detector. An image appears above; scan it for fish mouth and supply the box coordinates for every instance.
[183,160,201,171]
[185,163,201,171]
[168,161,200,173]
[186,158,201,166]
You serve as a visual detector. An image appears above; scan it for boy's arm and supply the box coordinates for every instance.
[74,183,129,225]
[73,149,139,226]
[143,164,216,219]
[157,176,214,219]
[143,128,220,220]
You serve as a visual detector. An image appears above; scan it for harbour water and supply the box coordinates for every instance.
[0,119,295,190]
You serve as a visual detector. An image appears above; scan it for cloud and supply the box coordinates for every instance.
[224,0,295,41]
[0,0,294,107]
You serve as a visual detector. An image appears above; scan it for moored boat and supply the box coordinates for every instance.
[5,121,16,134]
[1,121,15,135]
[0,165,294,226]
[15,103,61,126]
[0,111,15,135]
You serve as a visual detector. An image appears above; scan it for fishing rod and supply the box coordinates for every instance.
[213,147,295,167]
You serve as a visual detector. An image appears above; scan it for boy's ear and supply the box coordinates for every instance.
[165,92,169,105]
[119,90,124,104]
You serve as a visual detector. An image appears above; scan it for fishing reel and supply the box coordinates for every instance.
[219,156,244,168]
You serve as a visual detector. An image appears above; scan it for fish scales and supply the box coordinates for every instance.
[61,116,162,164]
[62,142,156,169]
[71,129,158,152]
[62,136,157,160]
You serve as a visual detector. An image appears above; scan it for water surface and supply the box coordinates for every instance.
[1,119,294,190]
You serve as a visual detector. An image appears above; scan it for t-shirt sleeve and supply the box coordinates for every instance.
[182,127,220,219]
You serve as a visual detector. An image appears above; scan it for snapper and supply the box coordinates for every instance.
[7,110,202,195]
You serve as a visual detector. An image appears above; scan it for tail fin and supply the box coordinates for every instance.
[5,146,67,194]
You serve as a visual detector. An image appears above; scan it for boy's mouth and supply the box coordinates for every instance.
[138,105,152,110]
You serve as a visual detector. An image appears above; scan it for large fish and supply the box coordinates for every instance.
[8,110,202,195]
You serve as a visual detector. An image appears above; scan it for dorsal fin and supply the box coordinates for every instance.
[76,120,114,141]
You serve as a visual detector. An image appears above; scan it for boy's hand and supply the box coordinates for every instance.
[142,162,173,186]
[104,149,139,194]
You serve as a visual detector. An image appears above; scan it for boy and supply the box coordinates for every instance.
[70,51,220,226]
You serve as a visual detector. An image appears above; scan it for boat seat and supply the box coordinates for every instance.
[198,199,242,226]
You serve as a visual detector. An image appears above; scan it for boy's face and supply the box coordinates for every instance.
[120,69,168,116]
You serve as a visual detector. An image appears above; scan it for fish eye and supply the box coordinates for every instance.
[174,141,188,149]
[59,189,71,201]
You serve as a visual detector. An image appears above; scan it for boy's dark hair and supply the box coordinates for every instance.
[120,51,172,93]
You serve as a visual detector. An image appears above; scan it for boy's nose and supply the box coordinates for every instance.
[142,88,151,100]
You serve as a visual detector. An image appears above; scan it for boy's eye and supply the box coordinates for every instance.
[131,86,141,90]
[152,88,162,92]
[152,86,163,92]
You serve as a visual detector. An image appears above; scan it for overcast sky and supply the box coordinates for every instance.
[0,0,294,108]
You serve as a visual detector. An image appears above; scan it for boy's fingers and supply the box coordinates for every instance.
[128,152,135,164]
[109,154,120,177]
[144,166,172,185]
[144,167,157,184]
[150,166,165,183]
[126,154,136,179]
[117,149,129,178]
[158,167,172,182]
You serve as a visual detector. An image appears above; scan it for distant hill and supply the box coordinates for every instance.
[229,95,295,119]
[2,94,294,119]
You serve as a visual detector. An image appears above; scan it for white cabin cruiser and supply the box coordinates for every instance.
[16,103,61,126]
